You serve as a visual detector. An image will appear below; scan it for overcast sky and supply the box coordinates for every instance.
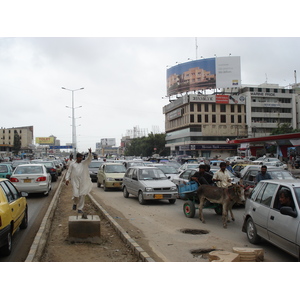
[1,2,299,152]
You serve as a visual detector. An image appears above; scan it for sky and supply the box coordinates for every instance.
[1,2,300,153]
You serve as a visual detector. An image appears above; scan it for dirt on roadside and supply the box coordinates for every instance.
[40,183,141,262]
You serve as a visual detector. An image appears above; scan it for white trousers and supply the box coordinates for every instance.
[73,195,86,210]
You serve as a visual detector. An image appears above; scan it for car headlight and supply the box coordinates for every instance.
[145,187,153,192]
[171,186,177,191]
[106,177,114,181]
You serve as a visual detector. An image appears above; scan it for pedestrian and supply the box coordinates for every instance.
[255,165,272,184]
[213,162,232,188]
[66,153,74,169]
[65,148,93,213]
[226,160,234,173]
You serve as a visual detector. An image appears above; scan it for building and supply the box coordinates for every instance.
[0,126,34,159]
[163,83,300,159]
[163,93,247,158]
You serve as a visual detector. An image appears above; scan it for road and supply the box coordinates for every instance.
[90,184,297,262]
[0,176,63,262]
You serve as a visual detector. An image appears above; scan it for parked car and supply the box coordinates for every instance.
[242,179,300,260]
[0,163,13,179]
[148,164,179,180]
[122,166,178,204]
[241,165,295,186]
[52,160,63,176]
[39,161,59,182]
[89,160,104,182]
[10,164,52,196]
[226,156,244,164]
[0,178,28,256]
[97,163,126,191]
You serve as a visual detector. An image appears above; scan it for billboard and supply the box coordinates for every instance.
[101,138,116,147]
[166,56,241,96]
[35,137,55,145]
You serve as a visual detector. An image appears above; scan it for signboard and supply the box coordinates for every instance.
[166,56,241,96]
[101,138,116,147]
[49,145,73,149]
[189,94,246,105]
[36,137,55,144]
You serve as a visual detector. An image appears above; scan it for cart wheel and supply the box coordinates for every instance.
[214,205,223,215]
[183,200,196,218]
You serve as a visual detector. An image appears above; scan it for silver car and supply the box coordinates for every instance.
[122,166,178,205]
[242,179,300,260]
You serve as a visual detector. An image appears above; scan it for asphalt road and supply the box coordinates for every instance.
[0,176,62,262]
[90,183,297,262]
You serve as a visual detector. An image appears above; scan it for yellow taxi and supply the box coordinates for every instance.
[0,178,28,256]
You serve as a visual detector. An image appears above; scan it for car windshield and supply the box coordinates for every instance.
[156,165,178,174]
[105,165,126,173]
[15,165,43,174]
[40,162,54,167]
[0,165,8,172]
[89,161,103,168]
[139,168,167,180]
[268,171,294,180]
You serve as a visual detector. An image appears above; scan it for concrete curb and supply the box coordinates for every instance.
[88,193,155,262]
[25,174,65,262]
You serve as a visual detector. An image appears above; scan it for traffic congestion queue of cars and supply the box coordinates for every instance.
[91,154,300,260]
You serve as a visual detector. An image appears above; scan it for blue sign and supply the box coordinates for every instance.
[49,145,73,149]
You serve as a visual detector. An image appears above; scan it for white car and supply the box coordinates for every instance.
[10,164,52,196]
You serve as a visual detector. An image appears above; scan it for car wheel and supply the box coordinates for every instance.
[183,200,195,218]
[169,199,176,204]
[123,186,129,198]
[138,191,146,205]
[246,217,261,244]
[0,227,12,256]
[20,207,28,229]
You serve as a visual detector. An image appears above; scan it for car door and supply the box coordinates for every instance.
[124,168,135,195]
[0,181,25,231]
[250,182,278,240]
[267,187,299,257]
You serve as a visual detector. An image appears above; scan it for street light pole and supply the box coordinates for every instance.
[62,87,84,156]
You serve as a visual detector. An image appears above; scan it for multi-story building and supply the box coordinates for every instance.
[0,126,34,158]
[239,83,297,138]
[163,93,247,158]
[163,83,299,159]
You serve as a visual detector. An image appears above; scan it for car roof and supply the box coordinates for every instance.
[258,179,300,186]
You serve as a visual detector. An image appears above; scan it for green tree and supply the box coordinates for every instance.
[13,130,21,155]
[270,123,300,135]
[124,133,169,157]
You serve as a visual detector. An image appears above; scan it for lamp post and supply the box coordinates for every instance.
[62,87,84,156]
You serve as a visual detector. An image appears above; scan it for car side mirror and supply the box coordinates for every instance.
[280,206,298,218]
[21,192,28,197]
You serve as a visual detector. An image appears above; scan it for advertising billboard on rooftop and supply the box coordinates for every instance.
[166,56,241,96]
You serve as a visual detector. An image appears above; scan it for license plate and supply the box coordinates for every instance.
[154,194,163,199]
[24,179,31,183]
[113,182,121,187]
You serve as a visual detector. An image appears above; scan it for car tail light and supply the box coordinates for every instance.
[36,177,47,182]
[50,168,56,172]
[10,177,19,183]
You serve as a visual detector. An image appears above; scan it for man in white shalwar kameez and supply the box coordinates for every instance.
[65,148,93,213]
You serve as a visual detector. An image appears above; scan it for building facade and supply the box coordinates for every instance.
[163,83,299,159]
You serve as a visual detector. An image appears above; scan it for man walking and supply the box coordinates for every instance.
[65,148,93,213]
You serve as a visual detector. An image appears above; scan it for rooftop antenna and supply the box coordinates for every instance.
[265,73,268,83]
[294,70,297,84]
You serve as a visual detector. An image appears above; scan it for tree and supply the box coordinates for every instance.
[270,123,300,135]
[124,133,169,157]
[13,130,21,156]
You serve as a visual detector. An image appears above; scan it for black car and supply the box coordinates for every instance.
[39,161,59,182]
[88,160,104,182]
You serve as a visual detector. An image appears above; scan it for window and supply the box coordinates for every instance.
[197,115,202,122]
[212,104,216,112]
[205,115,208,123]
[190,115,194,123]
[212,115,216,123]
[197,103,201,112]
[238,106,242,113]
[238,115,242,123]
[231,106,235,113]
[255,183,277,207]
[205,103,209,112]
[220,115,226,123]
[220,104,226,112]
[231,115,234,123]
[190,103,194,112]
